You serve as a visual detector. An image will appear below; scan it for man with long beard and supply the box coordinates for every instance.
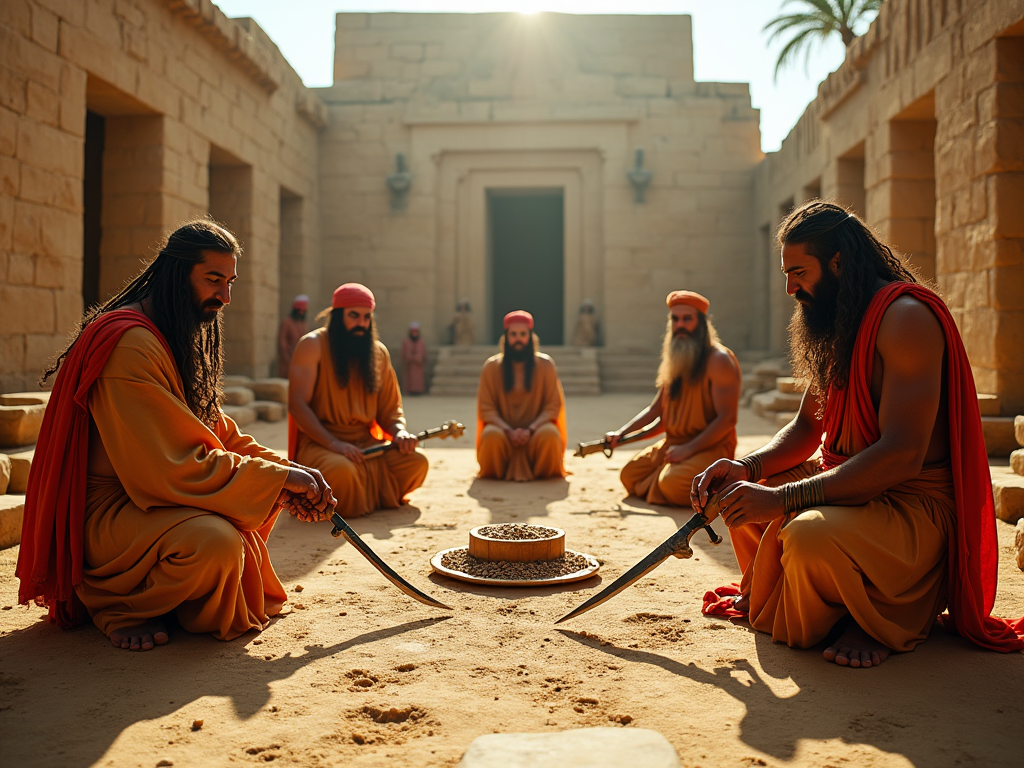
[612,291,741,506]
[16,220,335,652]
[476,311,567,481]
[694,202,1024,667]
[288,283,428,517]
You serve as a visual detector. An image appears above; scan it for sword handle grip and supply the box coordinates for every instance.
[704,525,722,544]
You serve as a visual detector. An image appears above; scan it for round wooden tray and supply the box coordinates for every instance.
[468,525,565,562]
[430,547,601,587]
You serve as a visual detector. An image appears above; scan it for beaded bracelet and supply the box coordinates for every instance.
[736,454,763,483]
[781,476,825,513]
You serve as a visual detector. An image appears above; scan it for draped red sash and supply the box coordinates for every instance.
[15,310,173,628]
[821,282,1024,651]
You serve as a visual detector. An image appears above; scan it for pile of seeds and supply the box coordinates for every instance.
[440,549,591,580]
[476,523,559,540]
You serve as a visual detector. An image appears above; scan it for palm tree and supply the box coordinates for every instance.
[765,0,883,78]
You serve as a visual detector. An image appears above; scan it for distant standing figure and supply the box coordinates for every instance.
[278,294,309,377]
[453,299,475,346]
[401,321,428,395]
[572,299,598,347]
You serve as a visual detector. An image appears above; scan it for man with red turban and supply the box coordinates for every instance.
[610,290,741,507]
[277,294,309,378]
[288,283,428,517]
[476,310,567,481]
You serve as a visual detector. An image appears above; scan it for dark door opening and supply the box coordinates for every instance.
[488,189,564,344]
[82,110,105,309]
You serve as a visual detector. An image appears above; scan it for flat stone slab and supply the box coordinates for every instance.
[251,378,288,404]
[776,376,805,395]
[0,391,50,406]
[751,389,803,417]
[1016,415,1024,449]
[1012,449,1024,477]
[992,467,1024,523]
[0,404,46,449]
[0,494,26,549]
[223,386,256,406]
[976,393,1001,417]
[457,727,680,768]
[982,417,1018,457]
[222,375,254,389]
[253,400,286,422]
[223,405,258,428]
[0,454,10,495]
[6,448,33,494]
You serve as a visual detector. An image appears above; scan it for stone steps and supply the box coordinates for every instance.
[430,346,602,396]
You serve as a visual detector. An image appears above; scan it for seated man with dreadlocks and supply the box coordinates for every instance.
[476,310,567,482]
[612,291,740,507]
[16,220,336,652]
[288,283,428,518]
[693,201,1024,668]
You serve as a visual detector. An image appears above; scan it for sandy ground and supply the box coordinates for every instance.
[1,394,1022,767]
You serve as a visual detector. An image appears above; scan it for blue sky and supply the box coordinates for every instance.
[216,1,869,153]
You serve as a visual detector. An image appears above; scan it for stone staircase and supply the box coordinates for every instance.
[429,346,602,396]
[597,349,659,393]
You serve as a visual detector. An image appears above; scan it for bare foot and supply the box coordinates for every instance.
[734,594,750,614]
[109,622,169,651]
[823,624,890,668]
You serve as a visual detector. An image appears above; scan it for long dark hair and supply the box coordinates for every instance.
[43,219,237,428]
[499,331,537,393]
[779,201,920,399]
[325,308,380,393]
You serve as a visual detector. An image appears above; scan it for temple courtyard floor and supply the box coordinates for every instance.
[0,394,1021,767]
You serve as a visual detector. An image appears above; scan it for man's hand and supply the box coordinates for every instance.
[280,466,337,523]
[664,444,692,465]
[691,458,747,512]
[717,482,785,528]
[331,440,365,466]
[605,431,623,450]
[506,427,531,447]
[392,429,419,455]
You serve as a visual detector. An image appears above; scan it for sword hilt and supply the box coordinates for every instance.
[704,525,722,544]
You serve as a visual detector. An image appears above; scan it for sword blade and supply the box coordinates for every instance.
[331,513,452,610]
[554,512,711,624]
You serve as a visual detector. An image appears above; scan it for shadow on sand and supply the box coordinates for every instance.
[468,476,571,523]
[0,616,450,768]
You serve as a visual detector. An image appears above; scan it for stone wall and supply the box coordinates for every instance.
[0,0,326,390]
[753,0,1024,414]
[318,13,763,356]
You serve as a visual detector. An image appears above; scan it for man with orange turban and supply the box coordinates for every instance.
[288,283,428,517]
[476,310,567,481]
[610,290,741,506]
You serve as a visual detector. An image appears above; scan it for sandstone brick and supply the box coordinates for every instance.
[0,454,10,495]
[222,386,256,406]
[977,393,1001,416]
[1015,519,1024,571]
[31,4,59,52]
[26,81,60,126]
[982,416,1018,456]
[1011,449,1024,476]
[250,378,288,403]
[1016,415,1024,447]
[992,467,1024,523]
[0,392,50,406]
[222,375,254,389]
[0,403,45,448]
[222,404,257,428]
[776,376,806,395]
[253,400,286,422]
[0,285,55,334]
[6,448,33,494]
[0,495,25,549]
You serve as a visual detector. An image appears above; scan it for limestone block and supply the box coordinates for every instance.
[253,400,286,422]
[774,411,797,429]
[0,495,25,549]
[982,417,1018,457]
[223,386,256,406]
[1016,415,1024,448]
[0,454,10,495]
[457,727,680,768]
[751,391,774,419]
[0,404,45,448]
[0,391,50,406]
[1015,519,1024,571]
[222,375,254,389]
[991,467,1024,523]
[223,405,257,428]
[6,449,32,494]
[1012,449,1024,477]
[752,390,803,417]
[776,377,805,395]
[251,378,288,404]
[752,362,783,378]
[977,393,1001,417]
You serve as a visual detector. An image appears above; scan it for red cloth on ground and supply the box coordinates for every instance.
[819,282,1024,651]
[702,583,746,618]
[15,309,174,628]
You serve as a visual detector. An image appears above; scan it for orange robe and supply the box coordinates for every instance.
[293,329,428,517]
[80,328,292,641]
[476,353,567,482]
[620,350,738,506]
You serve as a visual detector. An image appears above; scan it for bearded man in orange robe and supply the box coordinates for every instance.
[694,202,1024,668]
[612,291,741,507]
[16,220,335,652]
[288,284,428,518]
[476,311,567,482]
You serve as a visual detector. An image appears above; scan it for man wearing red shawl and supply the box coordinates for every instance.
[16,220,335,652]
[694,202,1024,667]
[476,311,567,482]
[288,283,428,517]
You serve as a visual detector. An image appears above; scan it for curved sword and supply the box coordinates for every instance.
[555,512,722,624]
[331,512,452,610]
